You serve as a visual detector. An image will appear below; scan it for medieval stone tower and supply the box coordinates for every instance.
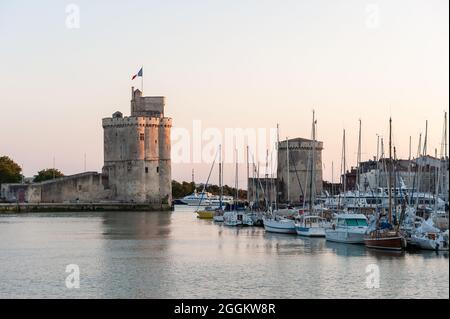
[102,87,172,204]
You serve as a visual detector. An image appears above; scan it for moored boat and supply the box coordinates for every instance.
[410,231,449,251]
[364,230,406,250]
[295,214,329,237]
[325,213,368,243]
[196,206,215,219]
[263,216,296,234]
[363,118,406,251]
[224,210,253,226]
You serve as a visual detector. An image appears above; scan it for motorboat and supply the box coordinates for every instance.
[180,191,212,206]
[295,214,330,237]
[325,213,368,244]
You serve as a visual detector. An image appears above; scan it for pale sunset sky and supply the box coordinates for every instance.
[0,0,448,186]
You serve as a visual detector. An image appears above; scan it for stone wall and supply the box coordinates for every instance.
[1,172,111,203]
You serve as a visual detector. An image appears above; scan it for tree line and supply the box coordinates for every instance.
[0,156,64,185]
[172,180,247,199]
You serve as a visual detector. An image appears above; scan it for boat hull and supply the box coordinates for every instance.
[295,226,326,237]
[223,211,253,226]
[364,236,404,250]
[213,216,224,222]
[263,219,296,234]
[325,229,366,244]
[410,235,449,251]
[196,211,214,219]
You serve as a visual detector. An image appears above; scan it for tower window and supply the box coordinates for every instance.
[145,167,148,174]
[155,139,157,144]
[156,166,159,173]
[140,133,145,141]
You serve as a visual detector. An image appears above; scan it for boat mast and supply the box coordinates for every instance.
[246,145,250,204]
[342,129,347,208]
[276,124,280,210]
[357,119,362,211]
[286,137,290,204]
[236,149,239,201]
[309,110,316,213]
[332,161,334,196]
[408,135,412,201]
[445,112,448,203]
[235,148,238,206]
[413,133,422,209]
[388,118,393,225]
[265,148,269,210]
[219,144,223,209]
[423,120,430,199]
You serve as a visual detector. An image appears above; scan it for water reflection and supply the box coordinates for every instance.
[325,241,368,258]
[97,211,174,298]
[0,208,448,298]
[101,211,172,239]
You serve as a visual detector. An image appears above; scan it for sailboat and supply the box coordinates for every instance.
[295,111,330,237]
[364,118,407,250]
[196,148,219,219]
[223,149,253,226]
[263,134,296,234]
[213,145,225,222]
[407,112,449,251]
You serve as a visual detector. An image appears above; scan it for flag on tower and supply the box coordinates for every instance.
[132,67,143,80]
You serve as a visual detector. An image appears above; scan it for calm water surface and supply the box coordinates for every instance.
[0,206,448,298]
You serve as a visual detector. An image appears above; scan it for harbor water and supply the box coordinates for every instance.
[0,206,448,299]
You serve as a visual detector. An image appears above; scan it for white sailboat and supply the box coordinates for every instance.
[263,215,296,234]
[223,149,253,227]
[263,134,296,234]
[294,111,329,237]
[213,145,225,222]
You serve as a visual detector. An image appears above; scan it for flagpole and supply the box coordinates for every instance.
[141,66,144,94]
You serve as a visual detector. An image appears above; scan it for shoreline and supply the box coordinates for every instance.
[0,202,172,213]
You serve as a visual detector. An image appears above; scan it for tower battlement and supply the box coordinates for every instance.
[130,87,165,118]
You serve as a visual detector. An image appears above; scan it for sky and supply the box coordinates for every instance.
[0,0,448,187]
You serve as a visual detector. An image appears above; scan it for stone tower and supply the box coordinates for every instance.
[102,87,172,204]
[277,138,323,205]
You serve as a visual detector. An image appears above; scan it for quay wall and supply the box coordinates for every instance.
[0,202,171,213]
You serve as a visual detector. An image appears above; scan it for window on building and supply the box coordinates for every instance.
[156,166,159,173]
[78,185,82,191]
[155,139,157,144]
[145,167,148,174]
[140,133,145,141]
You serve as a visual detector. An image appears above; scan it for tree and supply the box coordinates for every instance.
[34,168,64,182]
[172,180,196,199]
[171,179,247,199]
[0,156,22,184]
